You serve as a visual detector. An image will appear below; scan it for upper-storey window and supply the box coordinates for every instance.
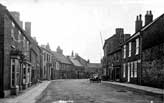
[129,42,132,57]
[18,30,21,42]
[27,41,29,52]
[44,52,46,61]
[136,38,139,55]
[11,29,15,41]
[23,37,26,48]
[123,45,126,58]
[12,21,15,28]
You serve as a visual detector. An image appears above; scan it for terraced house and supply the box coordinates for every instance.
[41,44,53,80]
[0,4,33,97]
[121,11,164,88]
[52,46,73,79]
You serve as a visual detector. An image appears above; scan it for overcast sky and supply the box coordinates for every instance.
[1,0,164,63]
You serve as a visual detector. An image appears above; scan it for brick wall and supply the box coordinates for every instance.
[142,43,164,88]
[0,7,5,97]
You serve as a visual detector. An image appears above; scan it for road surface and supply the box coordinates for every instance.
[36,79,163,103]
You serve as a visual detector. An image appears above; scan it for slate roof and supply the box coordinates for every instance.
[124,13,164,44]
[52,52,72,65]
[75,55,88,67]
[68,57,83,67]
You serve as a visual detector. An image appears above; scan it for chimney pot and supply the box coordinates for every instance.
[150,10,152,15]
[139,14,142,20]
[145,10,153,25]
[135,15,142,32]
[136,16,138,20]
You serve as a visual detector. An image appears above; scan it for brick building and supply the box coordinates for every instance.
[121,11,164,88]
[0,4,33,97]
[102,28,130,81]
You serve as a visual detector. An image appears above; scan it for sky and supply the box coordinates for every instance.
[0,0,164,63]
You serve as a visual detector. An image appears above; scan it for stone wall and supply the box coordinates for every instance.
[142,43,164,88]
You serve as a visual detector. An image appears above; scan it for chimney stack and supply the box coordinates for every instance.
[71,51,74,57]
[135,14,143,32]
[116,28,124,44]
[25,22,31,36]
[10,11,23,28]
[116,28,124,35]
[57,46,63,54]
[145,10,153,26]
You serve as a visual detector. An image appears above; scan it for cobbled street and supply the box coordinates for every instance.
[36,79,163,103]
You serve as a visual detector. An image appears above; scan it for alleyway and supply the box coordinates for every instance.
[36,79,163,103]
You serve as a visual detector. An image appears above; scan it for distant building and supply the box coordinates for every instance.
[52,46,73,79]
[86,63,102,77]
[74,53,88,78]
[68,56,85,79]
[41,44,53,80]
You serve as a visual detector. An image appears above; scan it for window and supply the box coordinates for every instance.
[11,29,15,41]
[12,21,15,28]
[123,45,126,58]
[136,38,139,55]
[11,59,15,87]
[27,41,29,51]
[130,62,134,77]
[47,54,48,61]
[123,63,126,78]
[18,31,21,42]
[129,42,132,57]
[134,61,137,78]
[44,53,46,61]
[44,66,46,75]
[23,37,25,48]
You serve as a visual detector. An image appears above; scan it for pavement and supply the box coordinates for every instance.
[102,81,164,97]
[0,81,51,103]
